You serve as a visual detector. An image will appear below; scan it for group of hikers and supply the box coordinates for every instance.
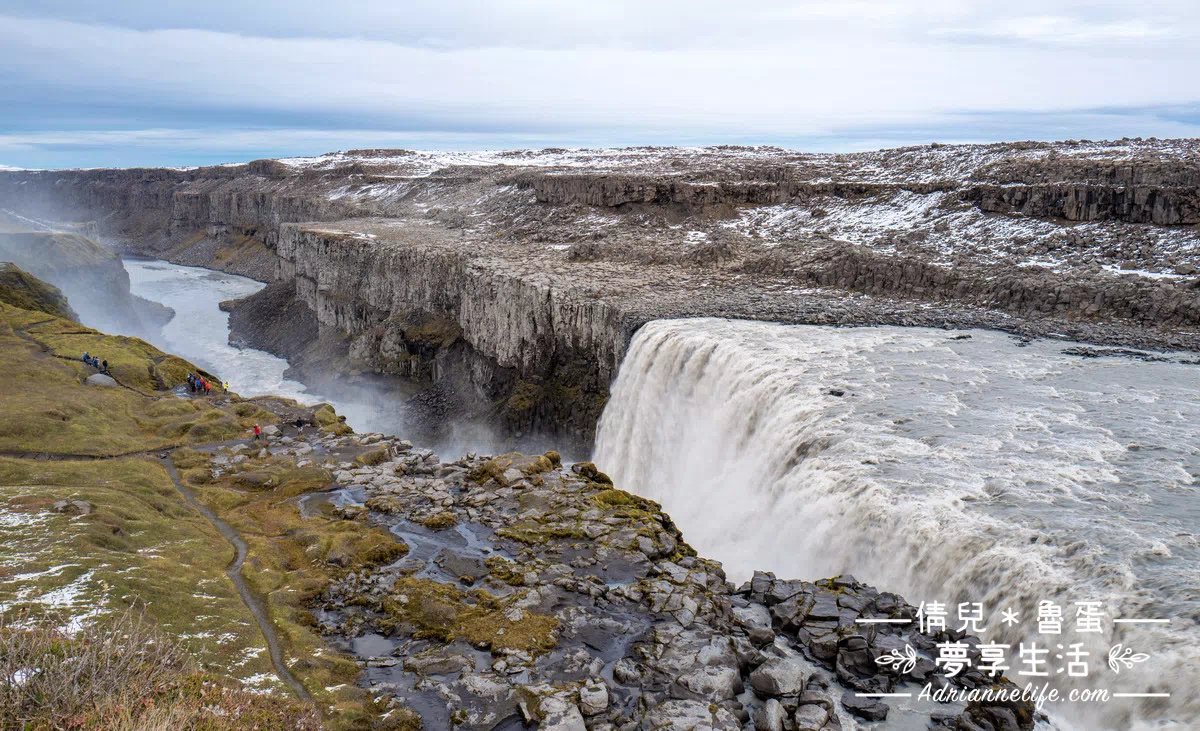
[81,352,109,374]
[186,372,232,395]
[186,372,214,395]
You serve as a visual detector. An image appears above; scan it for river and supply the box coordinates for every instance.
[123,258,414,437]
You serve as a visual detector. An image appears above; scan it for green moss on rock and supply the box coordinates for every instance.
[356,446,391,466]
[418,512,458,531]
[571,461,613,485]
[497,519,586,545]
[381,577,558,654]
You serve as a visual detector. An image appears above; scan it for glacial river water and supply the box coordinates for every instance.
[123,258,414,436]
[594,318,1199,730]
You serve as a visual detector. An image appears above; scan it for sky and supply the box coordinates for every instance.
[1,1,1198,168]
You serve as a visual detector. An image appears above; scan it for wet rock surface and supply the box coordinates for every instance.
[238,423,1038,730]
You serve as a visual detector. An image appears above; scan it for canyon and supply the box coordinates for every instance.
[2,139,1198,445]
[1,140,1198,729]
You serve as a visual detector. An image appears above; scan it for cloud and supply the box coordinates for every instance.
[934,14,1180,46]
[0,2,1197,167]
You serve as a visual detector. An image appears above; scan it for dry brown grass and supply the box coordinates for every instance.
[0,609,319,730]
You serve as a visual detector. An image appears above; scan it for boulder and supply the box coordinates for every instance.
[750,657,808,697]
[672,665,743,701]
[645,700,740,730]
[85,373,118,388]
[793,702,830,731]
[403,652,473,676]
[753,698,786,731]
[841,690,888,721]
[537,697,586,731]
[578,681,608,716]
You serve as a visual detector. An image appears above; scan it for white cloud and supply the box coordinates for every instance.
[0,2,1197,166]
[935,14,1180,45]
[1,11,1195,129]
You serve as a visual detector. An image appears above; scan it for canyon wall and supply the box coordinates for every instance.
[0,164,359,279]
[271,225,632,438]
[0,230,171,336]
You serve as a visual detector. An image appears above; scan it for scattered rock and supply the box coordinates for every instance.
[578,681,608,716]
[51,499,93,516]
[793,702,830,731]
[841,689,888,721]
[753,698,786,731]
[750,657,808,697]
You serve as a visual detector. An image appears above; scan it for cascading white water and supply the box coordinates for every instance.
[594,318,1199,730]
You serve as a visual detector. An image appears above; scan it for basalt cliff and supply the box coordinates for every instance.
[2,140,1198,444]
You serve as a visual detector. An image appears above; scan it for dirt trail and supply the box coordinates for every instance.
[0,441,314,701]
[159,454,312,701]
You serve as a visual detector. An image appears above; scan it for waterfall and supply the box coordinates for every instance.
[594,318,1198,730]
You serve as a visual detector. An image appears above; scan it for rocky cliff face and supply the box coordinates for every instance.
[967,155,1200,224]
[0,163,360,280]
[2,139,1198,441]
[268,223,631,442]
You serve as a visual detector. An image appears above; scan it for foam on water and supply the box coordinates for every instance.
[594,318,1199,729]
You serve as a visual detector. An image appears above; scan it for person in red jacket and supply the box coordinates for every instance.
[253,424,262,440]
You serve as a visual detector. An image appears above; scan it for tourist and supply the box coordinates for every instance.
[253,424,262,440]
[101,359,108,373]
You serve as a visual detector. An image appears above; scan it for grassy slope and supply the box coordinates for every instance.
[175,447,413,727]
[0,302,243,455]
[0,294,294,697]
[0,262,77,320]
[0,278,412,726]
[0,457,283,690]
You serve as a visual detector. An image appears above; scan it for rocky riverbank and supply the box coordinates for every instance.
[189,420,1038,730]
